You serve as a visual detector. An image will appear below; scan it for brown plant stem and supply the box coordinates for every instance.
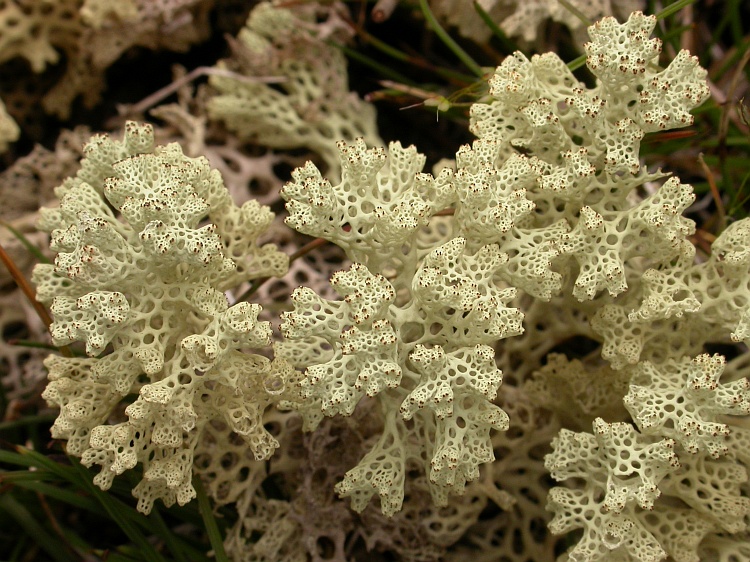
[0,241,72,358]
[698,153,725,231]
[236,236,329,302]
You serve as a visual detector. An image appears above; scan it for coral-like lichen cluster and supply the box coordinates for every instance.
[279,137,522,514]
[431,0,643,43]
[26,5,750,562]
[34,122,292,513]
[268,11,750,562]
[208,2,382,181]
[0,0,213,120]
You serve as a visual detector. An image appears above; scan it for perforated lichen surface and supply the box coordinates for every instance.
[0,0,213,119]
[270,11,750,562]
[208,3,382,181]
[278,136,523,514]
[35,122,292,513]
[17,5,750,562]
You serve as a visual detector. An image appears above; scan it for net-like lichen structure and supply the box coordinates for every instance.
[22,5,750,562]
[34,122,292,513]
[430,0,643,43]
[279,136,523,515]
[207,2,382,182]
[267,11,750,562]
[0,0,213,119]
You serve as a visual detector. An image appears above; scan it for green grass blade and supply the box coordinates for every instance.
[0,448,38,469]
[1,221,51,264]
[660,23,694,43]
[97,548,150,562]
[712,37,750,81]
[0,414,57,432]
[150,506,195,562]
[332,42,416,85]
[68,458,169,562]
[655,0,697,21]
[5,477,107,513]
[0,494,80,562]
[0,469,58,483]
[5,446,222,558]
[4,339,63,351]
[353,28,413,64]
[9,473,212,560]
[419,0,485,78]
[557,0,592,26]
[472,2,518,53]
[194,476,229,562]
[8,534,31,561]
[567,54,587,71]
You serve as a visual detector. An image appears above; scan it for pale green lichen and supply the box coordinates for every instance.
[208,2,381,181]
[31,9,750,562]
[36,122,291,513]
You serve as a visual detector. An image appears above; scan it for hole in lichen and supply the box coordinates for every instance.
[2,321,28,341]
[316,536,337,559]
[703,342,744,361]
[546,335,600,360]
